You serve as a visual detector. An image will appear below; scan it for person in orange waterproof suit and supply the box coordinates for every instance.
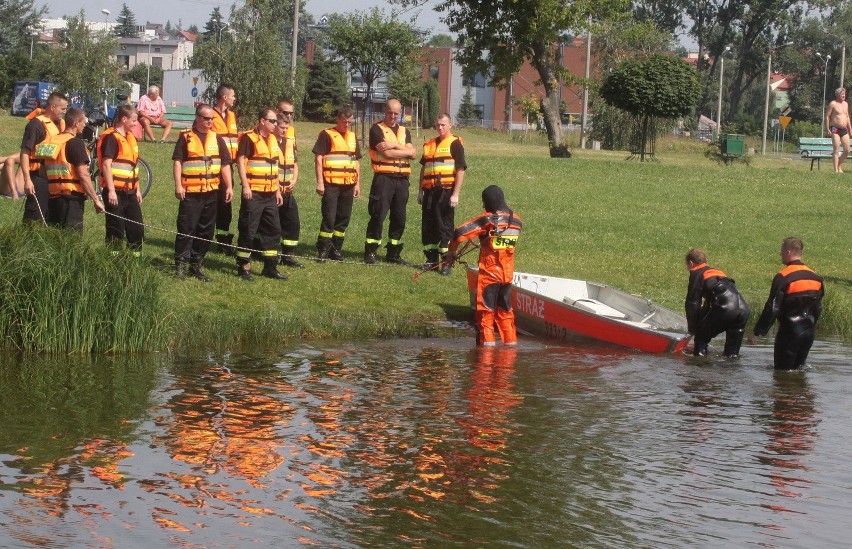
[448,185,522,346]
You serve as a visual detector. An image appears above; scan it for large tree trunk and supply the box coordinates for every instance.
[531,40,570,158]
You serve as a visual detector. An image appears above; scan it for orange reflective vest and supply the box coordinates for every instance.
[43,133,84,197]
[421,135,461,189]
[96,127,140,191]
[28,114,65,173]
[320,128,358,185]
[212,108,238,159]
[278,126,296,189]
[369,123,411,176]
[179,129,222,193]
[240,130,281,192]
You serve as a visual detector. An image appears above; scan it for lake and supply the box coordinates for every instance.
[0,336,850,547]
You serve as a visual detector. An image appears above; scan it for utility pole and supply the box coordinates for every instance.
[580,27,591,149]
[290,0,300,89]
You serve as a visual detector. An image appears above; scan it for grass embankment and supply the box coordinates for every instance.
[0,113,849,352]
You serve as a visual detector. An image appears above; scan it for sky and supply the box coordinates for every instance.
[37,0,451,36]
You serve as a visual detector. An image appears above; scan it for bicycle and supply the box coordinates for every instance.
[81,89,153,199]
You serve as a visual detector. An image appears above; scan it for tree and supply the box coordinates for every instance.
[40,10,123,106]
[0,0,45,103]
[421,77,440,129]
[126,63,162,90]
[325,7,423,142]
[599,54,700,160]
[115,3,138,38]
[392,0,628,157]
[456,86,480,126]
[303,51,351,122]
[427,33,456,47]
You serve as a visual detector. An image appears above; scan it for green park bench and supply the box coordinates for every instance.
[163,106,197,129]
[798,137,834,171]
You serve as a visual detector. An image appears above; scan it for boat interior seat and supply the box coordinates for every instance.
[566,297,629,319]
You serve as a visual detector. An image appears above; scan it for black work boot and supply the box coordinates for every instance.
[317,238,332,263]
[237,261,253,281]
[693,340,709,357]
[364,243,379,265]
[175,259,187,280]
[280,246,304,268]
[262,259,288,280]
[439,253,453,276]
[422,250,439,271]
[188,258,212,282]
[330,237,344,261]
[386,243,411,266]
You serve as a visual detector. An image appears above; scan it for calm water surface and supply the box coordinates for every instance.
[0,336,850,548]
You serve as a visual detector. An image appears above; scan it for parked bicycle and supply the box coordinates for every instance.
[81,90,153,198]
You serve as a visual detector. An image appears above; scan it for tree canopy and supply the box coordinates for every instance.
[115,3,138,38]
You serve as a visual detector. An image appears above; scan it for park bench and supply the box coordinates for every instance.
[163,106,196,129]
[798,137,834,171]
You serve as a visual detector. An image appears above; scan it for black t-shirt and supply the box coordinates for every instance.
[65,136,89,168]
[100,133,120,160]
[21,118,59,161]
[369,123,413,150]
[171,129,233,165]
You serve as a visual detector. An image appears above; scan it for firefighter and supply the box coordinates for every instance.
[749,237,825,370]
[172,104,234,281]
[684,248,751,357]
[274,101,303,268]
[20,91,67,223]
[313,107,361,261]
[235,108,285,281]
[211,84,239,255]
[447,185,522,346]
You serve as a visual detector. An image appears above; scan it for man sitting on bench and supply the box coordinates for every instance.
[137,85,173,143]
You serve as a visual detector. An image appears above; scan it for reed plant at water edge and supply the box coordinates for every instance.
[0,226,170,353]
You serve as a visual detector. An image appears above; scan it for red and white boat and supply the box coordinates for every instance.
[466,268,690,353]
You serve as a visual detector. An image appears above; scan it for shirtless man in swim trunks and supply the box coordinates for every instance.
[825,87,850,173]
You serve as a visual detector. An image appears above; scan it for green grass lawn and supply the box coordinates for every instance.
[1,112,849,350]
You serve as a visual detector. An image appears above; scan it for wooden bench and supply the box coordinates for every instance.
[163,106,196,129]
[798,137,834,171]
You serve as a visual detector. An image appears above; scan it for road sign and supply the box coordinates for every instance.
[781,105,792,116]
[191,87,198,98]
[779,115,792,129]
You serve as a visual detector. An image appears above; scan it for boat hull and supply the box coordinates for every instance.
[466,268,690,354]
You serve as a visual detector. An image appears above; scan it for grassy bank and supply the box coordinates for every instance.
[1,112,849,351]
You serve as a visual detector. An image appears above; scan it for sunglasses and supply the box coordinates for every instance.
[265,118,279,124]
[199,115,214,121]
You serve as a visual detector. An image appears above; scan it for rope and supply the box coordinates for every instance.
[100,209,417,268]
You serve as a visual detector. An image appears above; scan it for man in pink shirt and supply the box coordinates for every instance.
[137,85,173,142]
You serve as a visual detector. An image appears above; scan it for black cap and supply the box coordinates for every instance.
[482,185,507,213]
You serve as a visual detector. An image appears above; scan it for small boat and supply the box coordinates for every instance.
[466,268,690,353]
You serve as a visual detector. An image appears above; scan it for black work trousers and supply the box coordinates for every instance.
[421,187,455,253]
[319,183,355,239]
[216,171,233,236]
[103,188,144,250]
[366,174,409,244]
[175,190,217,262]
[237,191,281,265]
[47,194,85,233]
[23,172,49,224]
[278,191,300,247]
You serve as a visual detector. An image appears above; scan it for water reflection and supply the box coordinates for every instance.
[759,371,818,513]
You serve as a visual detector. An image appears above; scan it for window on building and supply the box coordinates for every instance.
[429,66,439,80]
[152,57,163,68]
[117,55,130,69]
[474,104,484,120]
[462,72,487,88]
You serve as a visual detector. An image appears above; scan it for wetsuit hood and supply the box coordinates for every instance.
[482,185,507,213]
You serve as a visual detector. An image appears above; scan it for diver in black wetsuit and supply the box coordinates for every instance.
[685,248,751,357]
[749,237,825,370]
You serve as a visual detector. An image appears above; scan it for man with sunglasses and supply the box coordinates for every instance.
[172,104,234,281]
[364,99,416,266]
[234,108,285,281]
[312,107,361,261]
[274,100,303,268]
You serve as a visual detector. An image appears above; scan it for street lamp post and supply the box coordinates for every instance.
[101,8,110,27]
[717,46,731,134]
[817,52,831,135]
[761,42,793,156]
[217,23,228,80]
[145,36,153,91]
